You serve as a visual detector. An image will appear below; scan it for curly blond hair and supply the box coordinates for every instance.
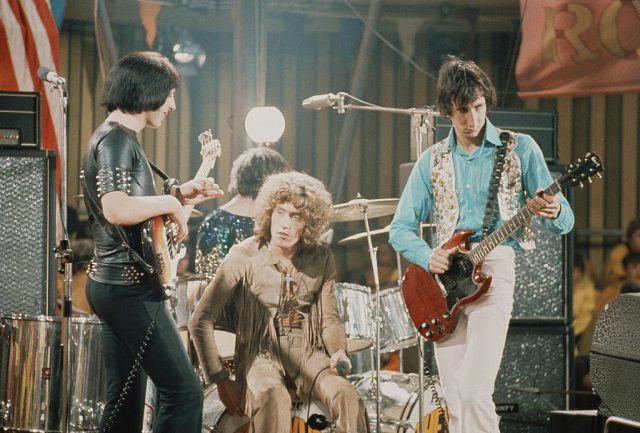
[254,171,332,248]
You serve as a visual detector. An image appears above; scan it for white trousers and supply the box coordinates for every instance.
[434,245,516,433]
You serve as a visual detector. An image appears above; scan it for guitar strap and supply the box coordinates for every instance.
[148,160,181,195]
[480,132,509,241]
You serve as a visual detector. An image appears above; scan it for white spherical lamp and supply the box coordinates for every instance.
[244,106,286,145]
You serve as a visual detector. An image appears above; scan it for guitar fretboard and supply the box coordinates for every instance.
[468,180,562,265]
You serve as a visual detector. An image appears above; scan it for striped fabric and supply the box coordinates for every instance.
[0,0,61,187]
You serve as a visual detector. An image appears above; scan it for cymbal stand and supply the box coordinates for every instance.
[356,197,382,433]
[321,93,439,432]
[395,250,405,373]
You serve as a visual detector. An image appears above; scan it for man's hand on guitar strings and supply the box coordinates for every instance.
[526,188,560,220]
[178,177,224,205]
[428,246,457,274]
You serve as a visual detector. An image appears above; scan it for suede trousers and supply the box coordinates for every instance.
[243,329,368,433]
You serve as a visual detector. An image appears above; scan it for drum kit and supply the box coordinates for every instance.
[0,315,106,433]
[0,196,445,433]
[330,195,447,433]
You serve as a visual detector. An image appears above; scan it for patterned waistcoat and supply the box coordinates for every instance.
[430,129,535,250]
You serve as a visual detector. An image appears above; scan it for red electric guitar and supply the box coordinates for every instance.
[402,152,604,343]
[141,129,221,298]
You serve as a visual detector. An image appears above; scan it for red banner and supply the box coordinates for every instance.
[516,0,640,98]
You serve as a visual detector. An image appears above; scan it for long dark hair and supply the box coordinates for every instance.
[435,55,497,117]
[101,51,181,114]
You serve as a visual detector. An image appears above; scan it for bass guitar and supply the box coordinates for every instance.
[402,152,604,342]
[141,129,221,298]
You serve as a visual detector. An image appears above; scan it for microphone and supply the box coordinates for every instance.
[307,413,333,430]
[302,93,341,110]
[38,66,66,86]
[335,360,350,376]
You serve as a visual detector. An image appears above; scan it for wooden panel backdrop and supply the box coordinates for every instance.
[59,18,640,287]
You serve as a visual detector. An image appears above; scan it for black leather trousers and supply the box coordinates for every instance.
[86,278,203,433]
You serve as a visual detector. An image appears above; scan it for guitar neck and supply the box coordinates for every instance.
[468,180,561,265]
[181,157,217,220]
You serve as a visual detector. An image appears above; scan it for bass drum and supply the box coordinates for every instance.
[0,314,106,433]
[353,371,448,433]
[202,384,331,433]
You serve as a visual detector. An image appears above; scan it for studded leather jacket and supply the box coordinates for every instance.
[81,121,157,285]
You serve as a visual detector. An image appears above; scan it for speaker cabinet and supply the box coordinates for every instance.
[591,293,640,422]
[494,324,572,433]
[0,91,40,148]
[0,149,56,316]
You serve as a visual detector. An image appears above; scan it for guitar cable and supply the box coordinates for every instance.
[419,342,450,433]
[103,301,162,433]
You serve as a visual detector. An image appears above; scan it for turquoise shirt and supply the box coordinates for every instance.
[389,118,574,272]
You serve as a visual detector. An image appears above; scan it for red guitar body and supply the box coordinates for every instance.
[401,230,491,343]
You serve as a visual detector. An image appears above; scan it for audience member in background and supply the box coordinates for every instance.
[619,252,640,294]
[597,251,640,311]
[601,219,640,288]
[572,253,598,355]
[195,146,289,277]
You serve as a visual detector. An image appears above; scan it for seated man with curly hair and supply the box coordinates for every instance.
[189,171,368,433]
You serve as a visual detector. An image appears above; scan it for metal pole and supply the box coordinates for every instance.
[360,204,382,433]
[51,78,72,433]
[328,0,383,203]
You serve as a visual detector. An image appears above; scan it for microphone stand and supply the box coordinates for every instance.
[330,92,439,433]
[49,77,73,433]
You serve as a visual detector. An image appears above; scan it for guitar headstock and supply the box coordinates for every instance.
[560,152,604,188]
[198,129,222,163]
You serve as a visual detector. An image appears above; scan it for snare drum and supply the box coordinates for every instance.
[376,287,418,353]
[354,371,448,433]
[0,315,106,433]
[202,384,330,433]
[335,283,374,353]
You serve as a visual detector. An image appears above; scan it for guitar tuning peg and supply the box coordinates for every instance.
[579,182,584,188]
[597,173,603,178]
[577,158,583,163]
[588,178,593,183]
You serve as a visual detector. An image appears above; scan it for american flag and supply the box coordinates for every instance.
[0,0,62,187]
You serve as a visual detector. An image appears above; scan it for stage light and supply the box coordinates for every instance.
[171,31,206,76]
[244,106,285,145]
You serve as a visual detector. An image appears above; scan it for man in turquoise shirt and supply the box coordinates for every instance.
[389,56,574,433]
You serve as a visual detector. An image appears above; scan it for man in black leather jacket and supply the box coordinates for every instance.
[81,51,223,433]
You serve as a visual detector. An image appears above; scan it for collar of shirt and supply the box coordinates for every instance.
[445,117,504,160]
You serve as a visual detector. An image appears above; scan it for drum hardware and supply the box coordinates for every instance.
[331,193,388,433]
[330,197,399,223]
[337,223,434,245]
[0,315,106,432]
[353,371,448,433]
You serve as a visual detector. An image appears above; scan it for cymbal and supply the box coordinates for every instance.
[331,198,399,223]
[338,222,434,245]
